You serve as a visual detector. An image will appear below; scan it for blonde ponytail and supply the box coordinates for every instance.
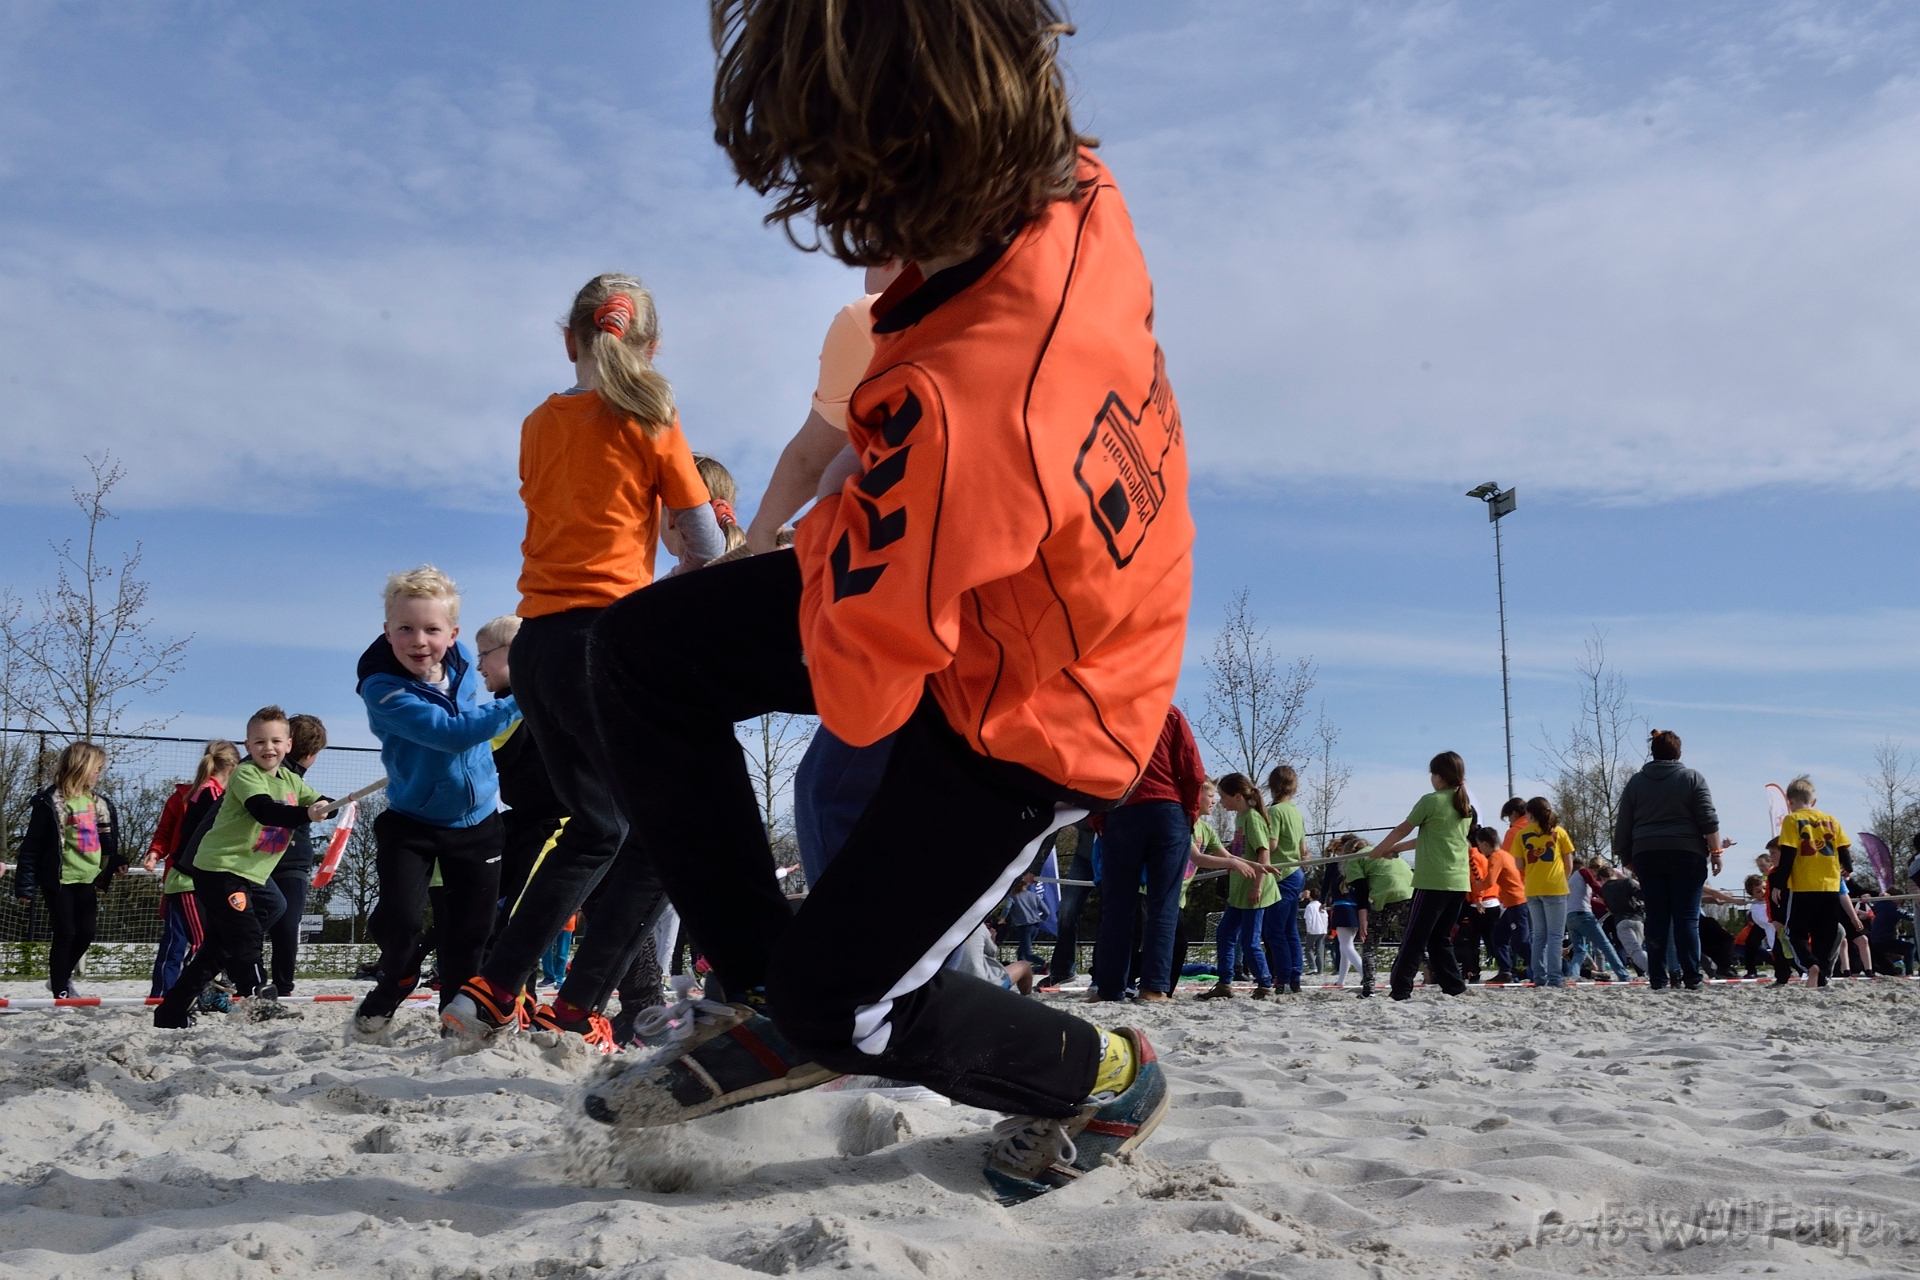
[568,274,675,437]
[193,739,241,789]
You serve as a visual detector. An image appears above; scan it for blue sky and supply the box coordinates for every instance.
[2,1,1917,884]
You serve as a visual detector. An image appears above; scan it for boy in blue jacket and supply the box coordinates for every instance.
[354,566,519,1033]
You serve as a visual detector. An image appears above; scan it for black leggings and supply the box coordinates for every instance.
[368,810,502,1009]
[45,881,99,996]
[1388,888,1468,998]
[588,549,1101,1118]
[1789,892,1843,977]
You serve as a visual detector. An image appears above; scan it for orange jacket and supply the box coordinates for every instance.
[793,155,1193,803]
[1466,848,1492,898]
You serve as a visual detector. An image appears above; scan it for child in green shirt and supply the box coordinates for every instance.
[1362,751,1475,1002]
[155,707,330,1026]
[1198,773,1279,1000]
[1259,765,1309,993]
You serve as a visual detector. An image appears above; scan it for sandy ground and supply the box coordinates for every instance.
[4,977,1920,1279]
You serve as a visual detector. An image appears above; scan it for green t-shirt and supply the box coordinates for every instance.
[59,794,104,885]
[1267,801,1304,876]
[193,762,319,885]
[1227,807,1282,910]
[1346,849,1413,910]
[1186,817,1225,908]
[1406,789,1473,891]
[163,865,195,894]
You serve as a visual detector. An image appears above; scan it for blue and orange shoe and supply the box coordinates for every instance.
[582,991,840,1127]
[440,974,523,1044]
[983,1026,1169,1205]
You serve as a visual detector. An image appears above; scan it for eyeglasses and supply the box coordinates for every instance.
[477,645,507,660]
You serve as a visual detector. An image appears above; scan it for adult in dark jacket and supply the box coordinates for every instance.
[1612,729,1723,989]
[16,741,123,997]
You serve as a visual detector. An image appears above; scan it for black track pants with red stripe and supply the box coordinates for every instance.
[157,869,270,1017]
[588,550,1102,1119]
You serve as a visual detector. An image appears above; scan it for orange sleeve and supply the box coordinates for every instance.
[648,416,712,510]
[793,372,1046,747]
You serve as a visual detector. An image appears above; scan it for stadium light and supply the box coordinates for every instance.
[1466,482,1519,800]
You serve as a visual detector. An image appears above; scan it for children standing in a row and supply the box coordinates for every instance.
[144,739,238,997]
[155,708,330,1026]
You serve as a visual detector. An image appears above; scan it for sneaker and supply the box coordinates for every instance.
[1287,981,1302,995]
[1195,981,1234,1001]
[197,983,234,1014]
[440,975,522,1044]
[531,1001,618,1054]
[983,1027,1169,1205]
[1250,985,1272,1001]
[581,997,840,1127]
[356,973,418,1029]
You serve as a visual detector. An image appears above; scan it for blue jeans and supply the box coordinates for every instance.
[1092,801,1189,999]
[1637,853,1708,988]
[1259,868,1307,985]
[1492,904,1530,976]
[1563,909,1629,978]
[1215,904,1270,986]
[1006,922,1040,963]
[1526,894,1569,987]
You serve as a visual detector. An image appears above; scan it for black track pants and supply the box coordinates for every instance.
[482,610,628,995]
[368,810,501,1009]
[1388,888,1468,997]
[157,869,269,1018]
[589,550,1102,1118]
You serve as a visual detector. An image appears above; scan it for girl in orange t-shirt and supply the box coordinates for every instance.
[442,273,727,1045]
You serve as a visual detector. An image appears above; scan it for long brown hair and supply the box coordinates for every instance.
[710,0,1096,265]
[53,741,107,801]
[1429,751,1470,819]
[567,274,675,437]
[1218,772,1268,820]
[1524,796,1560,838]
[1267,764,1298,804]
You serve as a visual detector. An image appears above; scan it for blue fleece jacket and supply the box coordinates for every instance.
[356,636,518,828]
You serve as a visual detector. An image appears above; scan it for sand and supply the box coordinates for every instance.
[4,976,1920,1279]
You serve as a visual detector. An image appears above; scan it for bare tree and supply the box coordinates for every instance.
[1,455,191,740]
[1198,589,1316,783]
[1538,630,1641,858]
[1863,739,1920,889]
[738,712,815,857]
[1300,703,1352,858]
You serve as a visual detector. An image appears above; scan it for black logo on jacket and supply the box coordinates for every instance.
[1074,347,1182,569]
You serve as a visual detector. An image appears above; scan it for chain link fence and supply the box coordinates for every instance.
[0,727,386,957]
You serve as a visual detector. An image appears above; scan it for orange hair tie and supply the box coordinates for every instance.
[711,498,736,527]
[593,295,635,338]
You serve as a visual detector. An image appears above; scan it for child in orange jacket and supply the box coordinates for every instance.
[580,0,1188,1205]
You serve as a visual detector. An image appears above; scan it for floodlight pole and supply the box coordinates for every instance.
[1492,508,1514,801]
[1466,483,1518,800]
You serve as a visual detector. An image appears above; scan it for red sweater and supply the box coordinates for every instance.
[1122,706,1204,821]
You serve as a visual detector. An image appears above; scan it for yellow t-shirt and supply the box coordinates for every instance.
[1780,807,1850,893]
[1515,820,1574,897]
